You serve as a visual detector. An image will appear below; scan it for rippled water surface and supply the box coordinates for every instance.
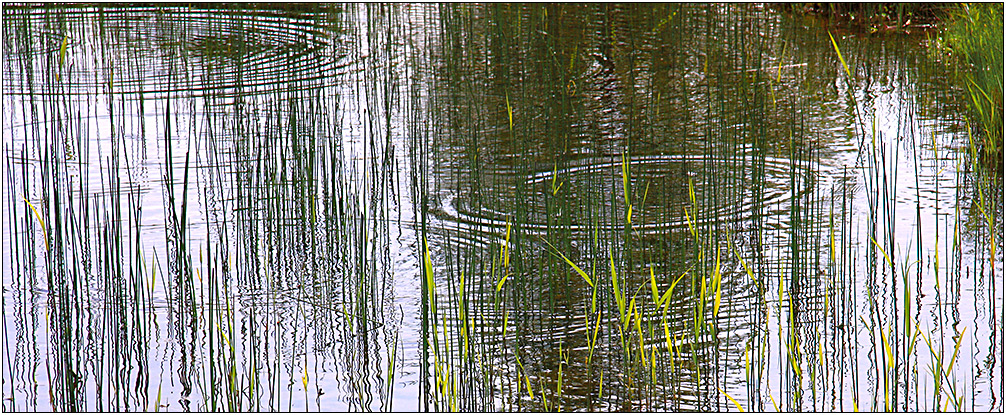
[3,4,1002,411]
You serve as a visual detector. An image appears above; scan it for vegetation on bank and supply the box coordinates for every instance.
[786,3,1003,167]
[940,3,1003,167]
[779,3,946,34]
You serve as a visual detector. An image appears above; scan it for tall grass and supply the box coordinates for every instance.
[942,3,1004,165]
[408,3,1002,412]
[2,3,1000,413]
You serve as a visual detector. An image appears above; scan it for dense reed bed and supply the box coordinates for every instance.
[2,3,1001,412]
[939,2,1003,165]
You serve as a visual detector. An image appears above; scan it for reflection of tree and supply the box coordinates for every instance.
[419,3,996,411]
[423,4,816,410]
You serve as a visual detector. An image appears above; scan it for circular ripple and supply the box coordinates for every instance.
[434,154,816,241]
[3,5,346,98]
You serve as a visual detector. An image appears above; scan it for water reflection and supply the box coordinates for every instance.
[2,3,1001,412]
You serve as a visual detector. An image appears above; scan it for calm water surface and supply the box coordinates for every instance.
[2,3,1002,411]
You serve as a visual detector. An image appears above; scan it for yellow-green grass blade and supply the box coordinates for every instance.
[22,196,49,251]
[545,239,594,288]
[828,31,851,80]
[718,387,745,412]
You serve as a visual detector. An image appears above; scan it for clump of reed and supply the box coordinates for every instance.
[940,2,1003,167]
[5,3,1001,413]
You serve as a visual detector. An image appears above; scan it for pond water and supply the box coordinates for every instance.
[2,3,1002,412]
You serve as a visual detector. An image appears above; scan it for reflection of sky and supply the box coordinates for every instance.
[2,3,1001,412]
[2,4,408,411]
[753,35,1001,410]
